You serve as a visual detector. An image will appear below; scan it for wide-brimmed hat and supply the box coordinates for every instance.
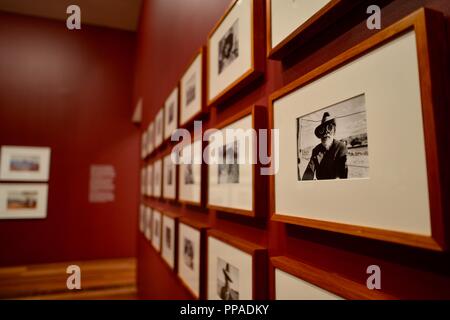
[314,112,336,138]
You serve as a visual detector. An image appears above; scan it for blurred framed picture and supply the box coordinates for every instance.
[141,131,148,159]
[139,204,145,233]
[164,86,179,141]
[271,256,392,300]
[154,108,164,148]
[162,152,177,201]
[266,0,361,60]
[144,206,152,241]
[178,217,209,299]
[178,138,203,206]
[146,163,153,197]
[141,168,146,196]
[269,9,448,251]
[153,159,162,198]
[162,211,180,270]
[180,48,206,126]
[207,0,265,106]
[207,105,266,217]
[152,209,162,252]
[0,146,51,181]
[0,183,48,219]
[207,230,267,300]
[147,121,155,155]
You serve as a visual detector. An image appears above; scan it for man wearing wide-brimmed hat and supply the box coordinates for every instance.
[302,112,348,180]
[219,263,234,300]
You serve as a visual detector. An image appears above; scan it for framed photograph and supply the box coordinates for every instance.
[147,121,155,155]
[141,168,146,196]
[0,146,51,182]
[207,105,267,217]
[266,0,361,60]
[0,183,48,219]
[207,229,267,300]
[161,211,180,270]
[163,152,177,201]
[269,9,448,251]
[178,217,210,299]
[164,86,179,141]
[179,138,203,206]
[146,163,153,197]
[139,204,145,233]
[153,159,162,198]
[141,131,148,159]
[207,0,265,106]
[271,256,393,300]
[155,109,164,148]
[144,206,152,241]
[180,48,207,126]
[152,209,162,252]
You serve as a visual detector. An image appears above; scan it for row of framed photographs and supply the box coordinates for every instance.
[139,205,392,300]
[141,8,448,252]
[141,0,363,159]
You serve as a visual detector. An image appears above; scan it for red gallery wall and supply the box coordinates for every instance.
[0,12,139,266]
[135,0,450,299]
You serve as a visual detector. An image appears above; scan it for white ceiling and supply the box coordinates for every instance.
[0,0,142,31]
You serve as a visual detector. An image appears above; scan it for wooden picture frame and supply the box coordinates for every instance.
[207,105,267,217]
[179,47,208,127]
[162,150,178,201]
[163,85,179,142]
[270,256,394,300]
[161,210,181,271]
[266,0,362,60]
[207,0,265,106]
[268,8,448,251]
[207,229,267,300]
[177,216,210,299]
[178,135,206,207]
[152,209,162,252]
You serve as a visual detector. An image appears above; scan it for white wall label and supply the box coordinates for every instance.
[89,165,115,203]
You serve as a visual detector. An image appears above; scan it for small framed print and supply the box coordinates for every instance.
[0,146,51,182]
[141,168,146,196]
[147,121,155,155]
[271,256,393,300]
[152,209,162,252]
[146,163,153,197]
[207,105,267,217]
[269,9,448,251]
[155,109,164,148]
[266,0,361,60]
[144,206,152,241]
[207,0,265,106]
[164,86,179,141]
[141,131,148,159]
[178,138,203,206]
[161,211,180,270]
[0,183,48,219]
[163,152,177,201]
[153,159,162,198]
[180,48,207,126]
[207,229,267,300]
[139,204,145,233]
[178,217,210,299]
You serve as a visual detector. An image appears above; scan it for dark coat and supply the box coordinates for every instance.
[302,139,348,180]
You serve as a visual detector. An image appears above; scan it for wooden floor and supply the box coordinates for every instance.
[0,258,137,300]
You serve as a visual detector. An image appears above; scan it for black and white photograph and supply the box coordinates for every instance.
[184,163,195,185]
[218,19,239,74]
[216,257,239,300]
[168,102,174,123]
[154,218,160,238]
[218,141,239,184]
[165,226,172,250]
[167,166,173,186]
[186,73,196,107]
[297,94,369,181]
[183,237,194,270]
